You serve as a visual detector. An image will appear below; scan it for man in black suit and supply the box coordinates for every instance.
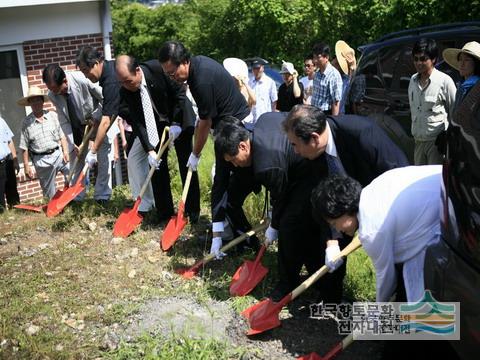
[214,113,329,301]
[116,55,200,222]
[282,104,409,302]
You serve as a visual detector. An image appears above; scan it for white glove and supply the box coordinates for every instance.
[210,236,226,260]
[85,150,97,169]
[187,152,200,171]
[148,153,162,169]
[325,244,344,273]
[168,125,182,148]
[265,225,278,246]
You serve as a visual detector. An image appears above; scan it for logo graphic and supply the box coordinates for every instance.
[398,290,457,336]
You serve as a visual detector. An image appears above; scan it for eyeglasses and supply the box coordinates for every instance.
[413,55,430,62]
[304,64,314,68]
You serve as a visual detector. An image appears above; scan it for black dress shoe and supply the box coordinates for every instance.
[96,199,108,206]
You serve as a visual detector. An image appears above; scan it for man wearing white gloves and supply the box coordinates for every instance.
[283,104,409,303]
[116,55,199,223]
[312,166,442,303]
[214,112,328,301]
[159,41,257,250]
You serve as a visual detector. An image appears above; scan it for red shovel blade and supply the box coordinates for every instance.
[174,261,203,279]
[230,245,268,296]
[13,204,47,213]
[112,197,143,238]
[297,353,324,360]
[46,175,85,217]
[241,294,292,335]
[161,201,188,251]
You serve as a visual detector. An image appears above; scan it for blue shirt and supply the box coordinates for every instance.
[311,63,343,111]
[0,116,13,160]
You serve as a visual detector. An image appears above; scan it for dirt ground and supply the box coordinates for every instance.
[0,206,383,359]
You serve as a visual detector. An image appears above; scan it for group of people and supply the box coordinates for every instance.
[1,36,479,325]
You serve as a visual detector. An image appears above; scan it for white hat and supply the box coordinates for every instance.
[17,86,48,106]
[280,61,295,74]
[443,41,480,71]
[223,57,249,80]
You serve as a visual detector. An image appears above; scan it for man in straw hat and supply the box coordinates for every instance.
[334,40,365,115]
[408,38,457,165]
[17,86,70,199]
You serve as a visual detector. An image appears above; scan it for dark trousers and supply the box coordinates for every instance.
[0,161,7,212]
[276,179,344,303]
[152,126,200,218]
[225,166,262,235]
[5,156,19,206]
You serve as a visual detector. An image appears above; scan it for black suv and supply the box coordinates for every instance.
[353,22,480,162]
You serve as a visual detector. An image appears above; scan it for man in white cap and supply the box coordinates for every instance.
[17,87,69,199]
[277,61,303,112]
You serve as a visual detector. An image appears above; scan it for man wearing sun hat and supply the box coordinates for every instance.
[408,38,457,165]
[17,86,70,199]
[277,61,304,112]
[335,40,365,114]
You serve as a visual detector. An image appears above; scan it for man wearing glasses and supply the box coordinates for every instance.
[158,41,259,257]
[300,55,315,104]
[408,38,456,165]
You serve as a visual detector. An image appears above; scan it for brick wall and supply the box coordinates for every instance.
[17,32,113,204]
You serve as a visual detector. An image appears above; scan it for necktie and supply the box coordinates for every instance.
[326,153,346,176]
[140,84,159,147]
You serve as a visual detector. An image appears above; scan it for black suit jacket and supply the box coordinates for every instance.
[120,59,195,152]
[311,115,409,187]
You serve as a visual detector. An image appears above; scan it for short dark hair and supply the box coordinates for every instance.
[42,64,66,86]
[282,104,327,143]
[76,46,104,68]
[457,52,480,76]
[158,41,191,66]
[304,53,314,62]
[214,120,250,157]
[312,43,330,58]
[412,38,438,62]
[311,175,362,221]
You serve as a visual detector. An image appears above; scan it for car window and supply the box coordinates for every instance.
[357,50,384,90]
[379,46,401,90]
[393,46,416,91]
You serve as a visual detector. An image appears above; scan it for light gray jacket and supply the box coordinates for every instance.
[48,71,103,152]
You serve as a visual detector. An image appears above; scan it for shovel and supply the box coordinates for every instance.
[46,163,89,217]
[13,204,47,213]
[112,127,171,238]
[230,244,268,296]
[175,221,269,279]
[14,126,94,213]
[297,334,354,360]
[242,235,361,335]
[160,166,193,251]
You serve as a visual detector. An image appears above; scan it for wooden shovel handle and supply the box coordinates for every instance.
[138,127,171,198]
[291,234,361,300]
[202,221,269,264]
[181,167,193,203]
[66,125,95,184]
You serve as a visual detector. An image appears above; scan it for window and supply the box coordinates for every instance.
[0,46,28,151]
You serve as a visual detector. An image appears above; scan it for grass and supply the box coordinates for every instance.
[0,136,375,359]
